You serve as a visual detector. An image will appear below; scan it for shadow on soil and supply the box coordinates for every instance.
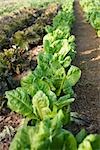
[71,1,100,133]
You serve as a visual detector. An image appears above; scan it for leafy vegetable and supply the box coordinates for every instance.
[63,65,81,96]
[78,134,100,150]
[5,87,33,117]
[32,90,51,120]
[5,0,100,149]
[76,129,87,144]
[9,111,77,150]
[80,0,100,37]
[64,65,81,87]
[9,119,31,150]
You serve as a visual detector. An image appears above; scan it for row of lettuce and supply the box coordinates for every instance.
[0,4,59,75]
[0,3,60,50]
[0,4,59,101]
[80,0,100,37]
[5,0,100,149]
[0,8,43,50]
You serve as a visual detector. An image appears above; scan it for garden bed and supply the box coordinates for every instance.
[0,1,100,150]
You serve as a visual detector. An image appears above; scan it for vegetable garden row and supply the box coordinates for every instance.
[80,0,100,37]
[3,0,100,149]
[0,4,60,50]
[0,8,43,50]
[0,3,59,103]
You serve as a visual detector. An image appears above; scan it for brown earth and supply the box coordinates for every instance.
[72,1,100,133]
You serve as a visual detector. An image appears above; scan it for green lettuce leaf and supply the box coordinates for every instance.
[76,129,87,144]
[78,134,100,150]
[29,111,77,150]
[64,65,81,87]
[34,53,67,96]
[5,87,33,117]
[21,71,36,96]
[55,96,74,109]
[50,129,77,150]
[22,72,57,105]
[63,65,81,96]
[32,91,51,120]
[9,119,31,150]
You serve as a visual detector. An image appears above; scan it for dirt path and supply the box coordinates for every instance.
[72,1,100,133]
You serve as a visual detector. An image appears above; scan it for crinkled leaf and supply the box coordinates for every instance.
[64,65,81,87]
[5,87,33,117]
[58,39,70,58]
[29,111,77,150]
[21,71,36,96]
[55,96,75,109]
[32,91,51,120]
[63,85,74,97]
[63,56,72,68]
[51,110,64,129]
[35,56,66,96]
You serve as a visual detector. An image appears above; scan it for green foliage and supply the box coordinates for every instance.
[64,65,81,87]
[5,0,100,149]
[12,23,43,49]
[0,8,42,50]
[32,91,51,120]
[78,134,100,150]
[5,87,33,117]
[11,3,59,49]
[0,47,26,74]
[9,111,77,150]
[76,129,87,144]
[80,0,100,37]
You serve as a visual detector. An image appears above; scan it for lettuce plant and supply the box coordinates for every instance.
[80,0,100,37]
[5,0,100,149]
[9,110,77,150]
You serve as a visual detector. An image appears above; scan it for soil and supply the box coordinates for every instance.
[72,1,100,133]
[0,112,22,150]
